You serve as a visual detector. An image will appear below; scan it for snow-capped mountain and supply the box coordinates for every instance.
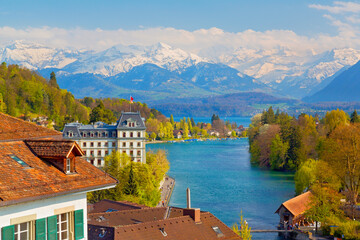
[2,40,360,100]
[206,47,360,97]
[0,41,83,70]
[61,42,205,76]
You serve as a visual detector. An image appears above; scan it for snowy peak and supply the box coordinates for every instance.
[0,40,79,69]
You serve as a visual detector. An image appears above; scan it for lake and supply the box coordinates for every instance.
[148,138,295,239]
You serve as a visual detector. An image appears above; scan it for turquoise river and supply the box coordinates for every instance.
[148,138,295,239]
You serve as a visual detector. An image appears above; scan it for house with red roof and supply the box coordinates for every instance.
[0,113,118,240]
[275,191,313,227]
[87,199,241,240]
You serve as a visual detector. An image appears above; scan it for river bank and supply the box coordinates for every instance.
[147,137,246,144]
[148,139,295,240]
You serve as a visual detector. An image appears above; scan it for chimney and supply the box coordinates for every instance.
[184,188,201,223]
[187,188,191,209]
[183,208,201,224]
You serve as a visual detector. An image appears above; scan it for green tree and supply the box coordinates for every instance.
[49,71,60,89]
[350,110,360,123]
[150,132,157,141]
[170,114,175,125]
[124,164,138,196]
[232,211,252,240]
[269,134,289,170]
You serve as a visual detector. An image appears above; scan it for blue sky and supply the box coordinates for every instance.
[0,0,339,34]
[1,1,360,53]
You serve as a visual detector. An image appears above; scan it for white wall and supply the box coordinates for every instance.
[0,192,88,240]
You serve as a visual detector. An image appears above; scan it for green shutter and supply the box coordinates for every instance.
[47,216,57,240]
[74,210,84,240]
[2,225,14,240]
[36,218,46,240]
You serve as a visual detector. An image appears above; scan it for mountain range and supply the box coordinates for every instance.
[1,40,360,105]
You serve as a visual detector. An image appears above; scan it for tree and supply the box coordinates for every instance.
[232,211,251,240]
[170,114,175,125]
[322,109,349,133]
[320,124,360,218]
[124,164,138,196]
[150,132,157,141]
[49,71,60,89]
[269,134,289,170]
[351,110,360,123]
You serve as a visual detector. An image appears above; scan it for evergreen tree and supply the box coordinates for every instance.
[351,110,360,123]
[49,71,60,89]
[190,117,196,127]
[124,164,138,196]
[170,114,175,125]
[187,117,192,130]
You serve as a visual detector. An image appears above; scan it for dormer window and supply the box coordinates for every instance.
[68,131,73,138]
[66,158,71,173]
[112,131,116,137]
[123,132,126,137]
[90,132,94,138]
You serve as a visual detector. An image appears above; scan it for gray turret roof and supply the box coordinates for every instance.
[116,112,146,130]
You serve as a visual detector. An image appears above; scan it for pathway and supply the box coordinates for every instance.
[157,175,175,207]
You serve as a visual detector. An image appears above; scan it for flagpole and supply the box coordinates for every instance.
[130,95,132,112]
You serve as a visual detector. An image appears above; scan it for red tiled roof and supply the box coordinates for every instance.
[111,213,240,240]
[88,199,149,214]
[25,139,84,158]
[88,206,240,240]
[275,191,313,217]
[0,141,117,206]
[0,112,61,141]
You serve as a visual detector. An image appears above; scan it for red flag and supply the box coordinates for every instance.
[130,96,134,103]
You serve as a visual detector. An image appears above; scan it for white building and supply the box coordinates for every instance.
[63,112,147,167]
[0,112,117,240]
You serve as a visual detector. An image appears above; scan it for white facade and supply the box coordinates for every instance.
[0,192,87,240]
[63,112,147,167]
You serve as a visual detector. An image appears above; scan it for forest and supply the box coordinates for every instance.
[248,107,360,239]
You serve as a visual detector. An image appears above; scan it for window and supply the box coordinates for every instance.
[82,142,86,147]
[123,151,126,154]
[112,131,116,137]
[57,213,69,240]
[68,131,73,138]
[9,154,30,168]
[137,142,141,147]
[137,150,141,156]
[130,142,133,147]
[90,151,94,156]
[98,142,101,147]
[122,142,126,147]
[138,132,141,137]
[130,150,133,156]
[123,132,126,137]
[98,151,101,156]
[104,142,108,147]
[105,132,108,137]
[130,132,133,137]
[212,226,224,237]
[97,159,102,166]
[66,158,71,173]
[105,151,108,155]
[90,142,94,147]
[90,159,94,165]
[90,132,94,138]
[14,222,29,240]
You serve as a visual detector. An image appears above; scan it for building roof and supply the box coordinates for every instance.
[275,191,313,217]
[88,206,240,240]
[25,140,84,158]
[0,140,117,207]
[0,112,62,141]
[89,212,240,240]
[116,112,146,130]
[88,199,149,214]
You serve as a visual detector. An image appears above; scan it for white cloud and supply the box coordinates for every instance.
[309,1,360,14]
[0,21,359,58]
